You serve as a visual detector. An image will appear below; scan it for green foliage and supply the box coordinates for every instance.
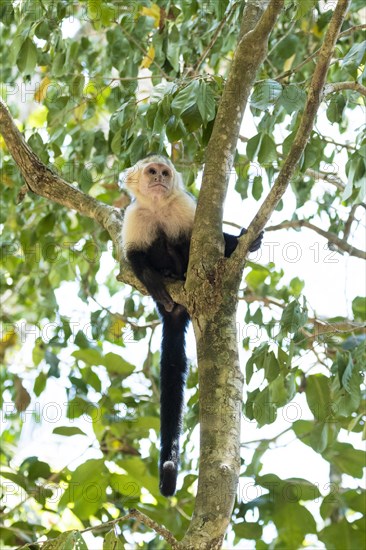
[0,0,365,548]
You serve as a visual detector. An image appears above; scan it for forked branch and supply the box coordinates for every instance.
[232,0,352,266]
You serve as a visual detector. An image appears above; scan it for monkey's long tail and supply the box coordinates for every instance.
[157,304,190,497]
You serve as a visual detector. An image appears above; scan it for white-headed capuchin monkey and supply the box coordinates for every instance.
[121,154,263,497]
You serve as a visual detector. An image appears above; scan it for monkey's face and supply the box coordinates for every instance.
[140,162,173,198]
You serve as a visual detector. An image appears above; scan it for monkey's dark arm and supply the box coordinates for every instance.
[224,228,263,257]
[126,250,175,312]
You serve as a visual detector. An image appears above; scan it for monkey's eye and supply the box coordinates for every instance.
[148,168,157,175]
[162,170,170,177]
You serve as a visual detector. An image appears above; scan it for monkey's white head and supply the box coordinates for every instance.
[125,155,183,201]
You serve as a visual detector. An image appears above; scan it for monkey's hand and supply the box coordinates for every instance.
[151,286,175,312]
[144,273,175,312]
[240,228,264,252]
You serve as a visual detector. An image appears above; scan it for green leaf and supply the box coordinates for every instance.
[343,489,366,515]
[52,51,66,77]
[172,81,200,116]
[264,351,280,382]
[234,521,262,540]
[320,517,366,550]
[167,24,180,71]
[103,352,135,377]
[67,396,97,420]
[35,20,50,40]
[59,459,109,520]
[251,80,282,110]
[324,443,366,478]
[310,421,330,453]
[119,456,159,497]
[280,299,308,334]
[330,359,362,417]
[246,133,262,161]
[258,134,277,164]
[273,502,316,547]
[352,296,366,321]
[258,474,321,501]
[245,342,270,384]
[27,459,51,481]
[278,84,306,114]
[340,353,355,393]
[103,530,125,550]
[252,175,263,200]
[43,530,87,550]
[36,213,56,236]
[166,115,186,141]
[53,426,87,436]
[295,0,317,19]
[326,94,346,124]
[253,386,277,426]
[0,471,28,491]
[268,372,295,407]
[196,81,216,124]
[181,104,203,132]
[130,135,148,165]
[17,38,37,74]
[289,277,304,297]
[33,371,47,396]
[342,41,366,76]
[72,348,104,366]
[306,375,332,422]
[245,266,269,291]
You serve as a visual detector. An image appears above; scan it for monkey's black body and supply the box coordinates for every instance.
[126,229,261,496]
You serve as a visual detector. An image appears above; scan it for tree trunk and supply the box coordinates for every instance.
[182,293,241,549]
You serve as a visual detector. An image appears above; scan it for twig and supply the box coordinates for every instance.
[268,18,297,57]
[233,0,353,264]
[321,136,357,150]
[81,512,133,534]
[120,27,170,80]
[192,2,239,74]
[241,426,292,447]
[266,219,366,260]
[129,509,178,548]
[275,48,319,81]
[343,204,359,241]
[338,23,366,37]
[275,24,366,81]
[305,167,346,191]
[324,81,366,97]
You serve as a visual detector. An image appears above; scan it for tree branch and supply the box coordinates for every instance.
[343,204,359,241]
[232,0,352,266]
[324,81,366,97]
[0,97,190,316]
[82,509,178,548]
[0,97,123,238]
[22,509,179,549]
[266,220,366,260]
[129,509,179,548]
[305,167,346,191]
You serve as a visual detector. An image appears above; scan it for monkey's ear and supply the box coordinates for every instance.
[173,170,184,190]
[124,164,141,194]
